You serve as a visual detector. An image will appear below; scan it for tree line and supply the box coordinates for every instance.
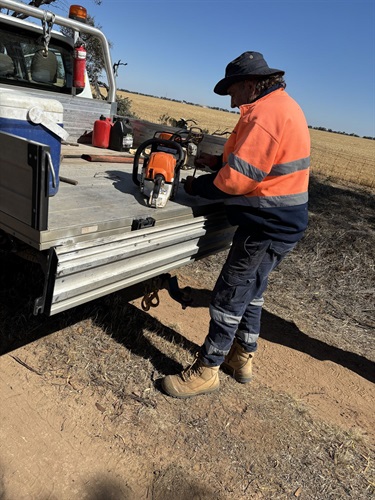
[308,126,374,141]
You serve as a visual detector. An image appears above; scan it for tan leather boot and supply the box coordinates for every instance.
[162,358,220,398]
[221,339,254,384]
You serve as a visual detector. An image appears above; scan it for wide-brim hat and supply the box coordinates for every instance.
[214,51,284,95]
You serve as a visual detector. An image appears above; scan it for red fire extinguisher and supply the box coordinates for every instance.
[73,43,86,88]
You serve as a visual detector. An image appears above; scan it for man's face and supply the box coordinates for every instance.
[227,80,258,108]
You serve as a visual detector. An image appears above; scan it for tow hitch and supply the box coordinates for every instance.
[141,274,192,311]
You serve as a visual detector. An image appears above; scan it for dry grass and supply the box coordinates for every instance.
[119,90,375,189]
[264,174,375,360]
[118,90,239,136]
[309,129,375,188]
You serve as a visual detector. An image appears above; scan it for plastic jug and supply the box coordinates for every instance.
[92,115,112,148]
[109,117,133,152]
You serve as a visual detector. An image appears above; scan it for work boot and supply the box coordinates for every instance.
[221,339,254,384]
[161,358,220,398]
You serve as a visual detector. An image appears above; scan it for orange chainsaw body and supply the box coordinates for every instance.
[144,151,177,183]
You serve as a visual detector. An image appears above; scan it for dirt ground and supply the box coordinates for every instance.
[1,175,374,499]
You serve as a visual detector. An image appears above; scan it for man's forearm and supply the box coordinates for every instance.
[192,172,232,200]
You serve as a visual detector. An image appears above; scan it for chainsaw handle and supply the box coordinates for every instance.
[132,138,184,186]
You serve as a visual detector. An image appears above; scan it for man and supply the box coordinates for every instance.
[162,51,310,398]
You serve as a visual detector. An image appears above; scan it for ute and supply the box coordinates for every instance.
[0,0,233,316]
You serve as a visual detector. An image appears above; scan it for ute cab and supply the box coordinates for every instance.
[0,0,117,142]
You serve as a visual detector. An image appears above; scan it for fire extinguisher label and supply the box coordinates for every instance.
[75,50,86,59]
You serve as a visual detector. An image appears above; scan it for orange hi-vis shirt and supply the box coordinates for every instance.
[215,88,310,209]
[192,87,310,242]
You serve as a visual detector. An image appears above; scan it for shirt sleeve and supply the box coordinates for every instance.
[213,121,279,195]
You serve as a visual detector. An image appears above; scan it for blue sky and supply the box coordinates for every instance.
[56,0,374,137]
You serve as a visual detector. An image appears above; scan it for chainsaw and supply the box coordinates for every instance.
[132,137,184,208]
[155,127,204,170]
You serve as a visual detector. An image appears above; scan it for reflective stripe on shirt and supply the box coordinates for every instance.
[224,191,308,208]
[229,153,310,181]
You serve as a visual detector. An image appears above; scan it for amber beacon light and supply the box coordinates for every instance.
[69,5,87,22]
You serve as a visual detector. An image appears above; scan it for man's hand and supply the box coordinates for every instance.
[184,176,196,195]
[194,152,221,171]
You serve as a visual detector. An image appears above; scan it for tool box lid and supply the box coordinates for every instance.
[0,88,63,121]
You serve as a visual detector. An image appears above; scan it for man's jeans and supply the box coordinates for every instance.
[201,228,296,366]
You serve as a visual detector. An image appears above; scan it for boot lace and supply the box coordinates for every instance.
[180,356,202,382]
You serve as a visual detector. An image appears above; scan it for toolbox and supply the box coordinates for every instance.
[0,89,65,196]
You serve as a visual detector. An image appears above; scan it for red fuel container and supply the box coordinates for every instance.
[92,115,112,148]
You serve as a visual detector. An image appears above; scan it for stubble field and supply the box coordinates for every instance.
[119,90,375,188]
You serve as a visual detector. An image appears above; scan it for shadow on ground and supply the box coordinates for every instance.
[261,310,375,384]
[90,290,375,385]
[1,281,374,385]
